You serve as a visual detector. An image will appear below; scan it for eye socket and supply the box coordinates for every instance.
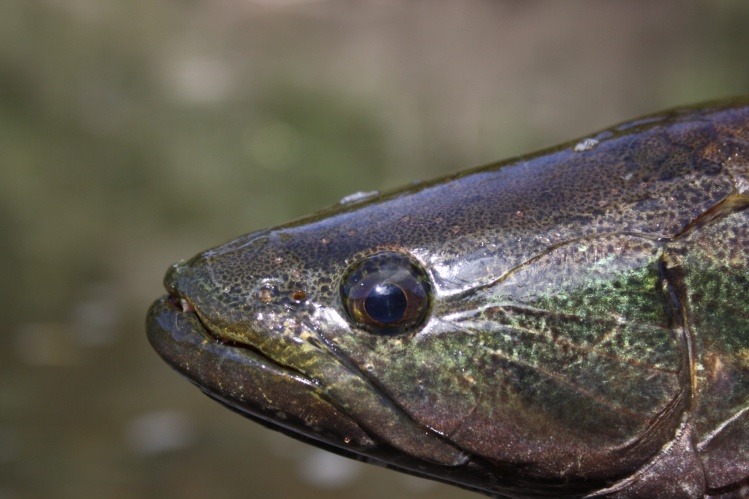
[340,252,431,334]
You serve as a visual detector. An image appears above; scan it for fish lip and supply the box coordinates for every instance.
[146,292,318,408]
[146,293,379,457]
[161,289,217,341]
[148,292,308,384]
[163,288,202,330]
[161,287,304,374]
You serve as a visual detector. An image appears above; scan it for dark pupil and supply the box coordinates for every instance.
[364,283,407,323]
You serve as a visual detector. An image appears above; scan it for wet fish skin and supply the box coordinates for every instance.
[147,98,749,498]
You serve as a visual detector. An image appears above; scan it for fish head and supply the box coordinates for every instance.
[147,178,684,497]
[147,99,749,495]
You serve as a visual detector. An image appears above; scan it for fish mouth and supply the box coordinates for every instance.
[147,290,483,489]
[146,291,376,454]
[148,261,472,470]
[160,290,302,377]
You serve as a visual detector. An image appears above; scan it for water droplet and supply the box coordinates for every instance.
[573,137,599,152]
[338,191,379,205]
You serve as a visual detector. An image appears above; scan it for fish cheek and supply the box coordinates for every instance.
[324,321,482,440]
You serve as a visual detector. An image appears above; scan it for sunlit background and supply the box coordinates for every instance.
[2,1,749,498]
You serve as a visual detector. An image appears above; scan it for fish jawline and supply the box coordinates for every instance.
[146,295,376,452]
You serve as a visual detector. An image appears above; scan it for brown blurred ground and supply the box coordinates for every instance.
[1,1,749,498]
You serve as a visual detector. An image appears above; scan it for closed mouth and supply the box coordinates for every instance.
[161,288,312,383]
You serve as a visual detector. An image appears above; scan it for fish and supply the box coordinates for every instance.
[147,98,749,498]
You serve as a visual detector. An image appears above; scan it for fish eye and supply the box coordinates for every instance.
[340,252,431,334]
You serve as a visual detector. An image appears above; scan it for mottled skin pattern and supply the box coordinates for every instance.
[147,99,749,498]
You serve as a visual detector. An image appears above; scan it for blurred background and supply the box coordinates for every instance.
[2,1,749,498]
